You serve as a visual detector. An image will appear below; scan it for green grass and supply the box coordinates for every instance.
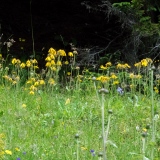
[0,83,159,160]
[0,50,159,159]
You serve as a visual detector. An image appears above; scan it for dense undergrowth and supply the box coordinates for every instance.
[0,47,159,160]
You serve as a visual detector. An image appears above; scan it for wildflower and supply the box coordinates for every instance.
[26,60,31,67]
[20,63,26,68]
[105,62,112,67]
[90,149,95,156]
[51,60,55,65]
[31,59,38,64]
[64,61,69,65]
[17,158,21,160]
[154,87,159,93]
[39,80,45,85]
[68,52,73,57]
[67,72,71,76]
[45,56,51,61]
[110,74,117,79]
[46,62,51,67]
[134,62,141,68]
[29,91,35,95]
[81,147,87,150]
[113,80,119,85]
[57,61,62,66]
[12,58,17,65]
[48,48,56,55]
[96,76,110,83]
[65,98,70,105]
[5,150,12,155]
[22,104,26,108]
[48,78,55,85]
[117,87,124,95]
[57,49,66,56]
[15,147,20,151]
[34,81,39,86]
[30,85,37,91]
[50,66,56,71]
[100,65,107,70]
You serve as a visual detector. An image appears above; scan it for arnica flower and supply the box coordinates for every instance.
[46,62,51,67]
[113,80,119,85]
[29,91,34,95]
[48,78,55,85]
[5,150,12,155]
[12,58,17,65]
[96,76,110,83]
[48,48,56,55]
[110,74,117,79]
[50,66,56,71]
[105,62,112,67]
[39,80,45,85]
[57,49,66,56]
[68,52,73,57]
[116,63,130,69]
[141,58,152,67]
[56,61,62,66]
[45,56,52,61]
[51,60,55,65]
[15,147,20,151]
[100,65,107,70]
[20,63,26,68]
[64,61,69,65]
[134,62,141,68]
[31,59,38,64]
[26,60,31,67]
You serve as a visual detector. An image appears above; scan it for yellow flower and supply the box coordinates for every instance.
[68,52,73,57]
[64,61,69,65]
[31,59,38,64]
[5,150,12,155]
[57,61,62,66]
[45,56,51,61]
[58,49,66,56]
[48,48,56,55]
[96,76,110,83]
[26,60,31,67]
[12,58,17,65]
[113,80,119,85]
[48,78,55,85]
[100,65,107,70]
[20,63,26,68]
[15,147,20,151]
[46,62,51,67]
[30,85,37,91]
[110,74,117,79]
[39,80,45,85]
[29,91,35,95]
[81,147,87,150]
[67,72,71,76]
[51,60,55,65]
[50,66,56,71]
[105,62,112,67]
[22,104,26,108]
[34,81,39,86]
[134,62,141,68]
[65,98,70,105]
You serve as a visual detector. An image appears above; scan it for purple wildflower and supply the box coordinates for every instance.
[90,149,95,156]
[117,87,124,95]
[16,158,21,160]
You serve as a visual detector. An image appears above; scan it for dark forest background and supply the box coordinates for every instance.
[0,0,160,66]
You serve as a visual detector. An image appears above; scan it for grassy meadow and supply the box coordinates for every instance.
[0,47,159,160]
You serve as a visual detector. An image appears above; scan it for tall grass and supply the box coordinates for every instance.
[0,49,159,160]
